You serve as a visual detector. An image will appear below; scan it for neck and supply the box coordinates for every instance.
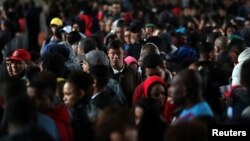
[185,98,202,109]
[113,63,124,70]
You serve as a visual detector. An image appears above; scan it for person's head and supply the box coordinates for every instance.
[7,49,31,77]
[5,96,37,133]
[63,71,93,108]
[186,31,200,47]
[78,37,97,54]
[199,42,215,61]
[142,54,165,79]
[95,107,136,141]
[50,17,63,35]
[90,65,110,90]
[228,38,246,64]
[67,31,81,45]
[5,60,13,77]
[164,120,207,141]
[143,76,167,106]
[113,19,125,41]
[60,25,72,41]
[169,69,202,108]
[0,77,27,108]
[214,36,228,54]
[130,26,143,44]
[138,43,160,66]
[111,2,121,16]
[124,56,138,71]
[107,39,125,69]
[124,28,131,44]
[27,72,57,113]
[225,24,237,37]
[145,23,155,38]
[25,66,41,86]
[40,52,66,77]
[82,50,109,73]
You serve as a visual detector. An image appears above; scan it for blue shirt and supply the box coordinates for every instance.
[176,101,214,123]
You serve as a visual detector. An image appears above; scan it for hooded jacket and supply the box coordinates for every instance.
[143,75,167,98]
[47,105,73,141]
[142,76,174,124]
[232,48,250,86]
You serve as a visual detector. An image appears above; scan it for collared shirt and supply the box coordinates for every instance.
[111,65,125,74]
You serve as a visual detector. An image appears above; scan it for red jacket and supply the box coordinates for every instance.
[133,76,175,124]
[47,105,74,141]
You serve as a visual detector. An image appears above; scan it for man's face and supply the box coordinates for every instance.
[108,48,124,68]
[6,60,13,76]
[124,31,131,44]
[169,75,186,107]
[116,27,124,41]
[138,49,149,67]
[27,86,52,113]
[145,66,165,80]
[11,60,28,76]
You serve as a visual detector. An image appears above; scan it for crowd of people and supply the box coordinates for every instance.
[0,0,250,141]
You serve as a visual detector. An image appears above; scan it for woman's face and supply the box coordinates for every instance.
[149,83,166,106]
[63,82,83,108]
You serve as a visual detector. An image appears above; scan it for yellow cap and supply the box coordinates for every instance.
[50,17,63,27]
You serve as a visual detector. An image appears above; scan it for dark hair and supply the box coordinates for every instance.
[5,96,37,126]
[108,39,124,50]
[90,65,110,89]
[66,71,93,95]
[186,31,200,47]
[142,54,164,69]
[136,98,167,141]
[199,42,214,54]
[25,66,41,83]
[0,77,27,102]
[241,58,250,87]
[29,72,57,99]
[79,37,97,54]
[177,69,202,102]
[95,107,135,141]
[145,36,162,51]
[40,52,67,77]
[228,38,245,54]
[67,31,82,45]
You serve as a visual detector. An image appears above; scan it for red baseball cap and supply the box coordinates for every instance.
[8,49,31,61]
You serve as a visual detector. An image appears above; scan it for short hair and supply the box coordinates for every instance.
[0,77,27,102]
[29,72,57,98]
[177,69,202,101]
[215,36,228,50]
[145,36,162,51]
[79,37,97,54]
[142,54,164,69]
[90,65,110,89]
[5,96,37,126]
[66,71,93,95]
[67,31,82,45]
[141,43,160,55]
[199,42,214,54]
[108,39,124,50]
[241,58,250,87]
[40,52,66,77]
[228,38,246,53]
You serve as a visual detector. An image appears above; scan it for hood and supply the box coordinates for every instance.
[238,48,250,63]
[143,75,167,98]
[47,105,71,125]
